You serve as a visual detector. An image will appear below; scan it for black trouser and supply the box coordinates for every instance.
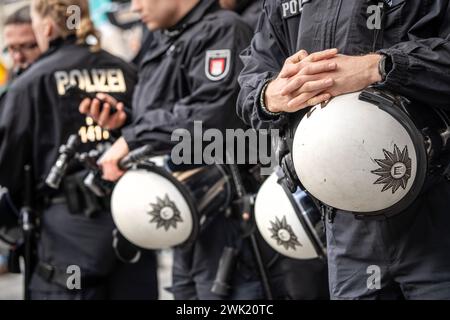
[277,257,330,300]
[171,210,330,300]
[29,203,158,300]
[327,177,450,300]
[171,212,264,300]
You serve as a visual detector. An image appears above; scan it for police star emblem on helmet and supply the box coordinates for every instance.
[269,216,302,251]
[371,144,412,194]
[148,195,183,231]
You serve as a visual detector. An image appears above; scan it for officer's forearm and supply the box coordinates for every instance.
[365,54,383,85]
[264,78,290,114]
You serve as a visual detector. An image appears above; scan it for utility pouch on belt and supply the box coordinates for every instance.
[62,171,109,218]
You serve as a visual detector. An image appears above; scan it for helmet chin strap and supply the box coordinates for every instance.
[112,229,142,264]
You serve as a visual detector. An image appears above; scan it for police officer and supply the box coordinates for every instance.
[237,1,450,300]
[79,0,267,300]
[218,0,330,300]
[0,0,158,300]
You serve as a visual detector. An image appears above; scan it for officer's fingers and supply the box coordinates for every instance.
[306,93,332,107]
[286,90,324,111]
[97,93,118,107]
[97,103,113,127]
[116,111,127,127]
[280,50,309,78]
[114,103,127,126]
[305,48,339,63]
[286,49,308,64]
[79,98,92,114]
[299,78,334,93]
[284,77,333,97]
[115,102,125,112]
[288,93,332,112]
[280,74,309,96]
[300,61,337,75]
[298,50,309,61]
[102,164,125,182]
[98,157,118,179]
[105,110,127,130]
[90,98,101,121]
[279,63,302,79]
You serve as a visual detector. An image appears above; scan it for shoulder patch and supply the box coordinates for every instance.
[205,50,231,82]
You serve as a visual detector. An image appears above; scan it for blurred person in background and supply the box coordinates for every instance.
[2,5,41,81]
[0,5,42,276]
[0,0,158,300]
[79,0,271,300]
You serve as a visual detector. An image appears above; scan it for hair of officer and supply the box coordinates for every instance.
[33,0,100,51]
[4,5,32,27]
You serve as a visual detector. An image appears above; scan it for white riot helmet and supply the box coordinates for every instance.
[111,163,198,250]
[255,169,326,260]
[292,88,429,217]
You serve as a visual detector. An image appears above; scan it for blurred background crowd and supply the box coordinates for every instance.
[0,0,148,284]
[0,0,144,94]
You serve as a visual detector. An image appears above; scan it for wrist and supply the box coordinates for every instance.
[263,80,283,114]
[260,79,283,116]
[366,54,383,84]
[116,137,130,157]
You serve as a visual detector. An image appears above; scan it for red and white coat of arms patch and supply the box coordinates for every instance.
[205,50,231,81]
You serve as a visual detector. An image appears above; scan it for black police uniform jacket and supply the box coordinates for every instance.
[121,0,253,155]
[237,0,450,130]
[0,37,137,206]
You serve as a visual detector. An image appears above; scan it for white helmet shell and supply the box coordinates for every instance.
[292,90,426,215]
[111,167,196,250]
[255,172,324,260]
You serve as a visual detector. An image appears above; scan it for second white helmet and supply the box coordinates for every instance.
[111,164,198,250]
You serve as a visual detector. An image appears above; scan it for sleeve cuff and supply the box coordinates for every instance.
[255,76,288,128]
[375,49,410,90]
[121,125,140,150]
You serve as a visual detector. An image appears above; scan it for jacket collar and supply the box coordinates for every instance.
[34,35,78,64]
[139,0,220,66]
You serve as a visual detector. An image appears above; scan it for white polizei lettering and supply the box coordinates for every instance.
[91,69,106,92]
[108,69,126,93]
[100,70,112,92]
[69,69,85,91]
[282,3,290,17]
[290,0,298,14]
[82,69,96,93]
[54,69,127,95]
[55,71,69,95]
